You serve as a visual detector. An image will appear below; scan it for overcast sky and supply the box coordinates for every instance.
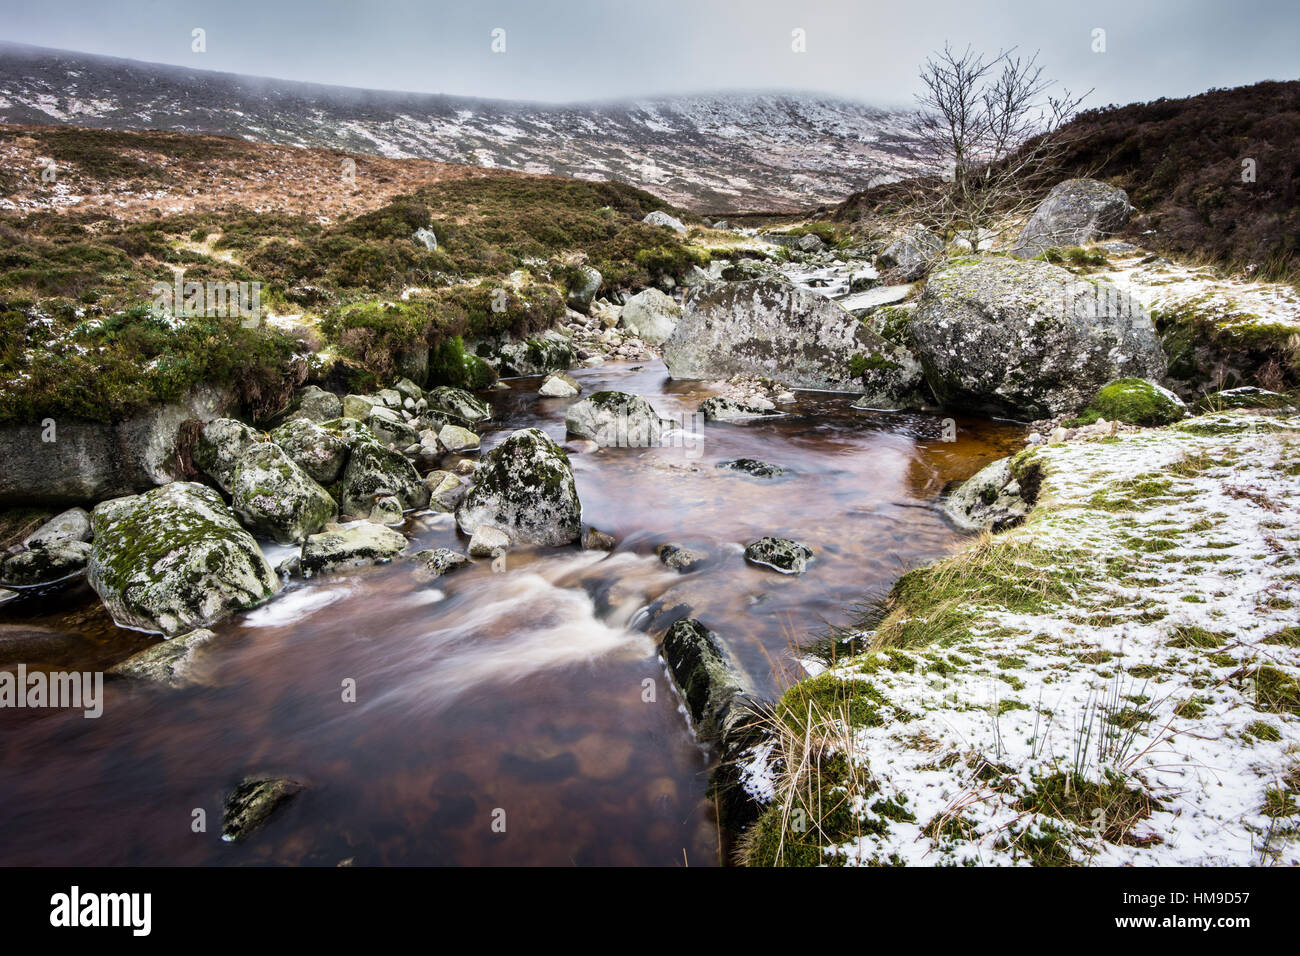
[3,0,1297,108]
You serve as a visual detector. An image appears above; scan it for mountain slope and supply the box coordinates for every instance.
[0,42,927,212]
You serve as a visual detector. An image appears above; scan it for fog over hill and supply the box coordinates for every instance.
[0,42,930,212]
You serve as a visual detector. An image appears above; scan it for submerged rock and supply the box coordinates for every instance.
[88,482,279,636]
[582,527,617,551]
[744,537,814,574]
[565,391,667,448]
[231,443,337,544]
[717,458,790,479]
[909,257,1166,418]
[1013,179,1134,259]
[657,544,708,571]
[619,288,682,345]
[467,525,511,558]
[107,627,216,688]
[300,523,409,577]
[222,775,305,843]
[456,428,581,547]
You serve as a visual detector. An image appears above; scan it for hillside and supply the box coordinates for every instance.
[832,80,1300,279]
[0,42,927,212]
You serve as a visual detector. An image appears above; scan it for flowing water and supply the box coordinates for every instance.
[0,361,1023,866]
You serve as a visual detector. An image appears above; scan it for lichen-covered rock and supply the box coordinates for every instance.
[1013,179,1135,259]
[342,394,377,420]
[222,776,304,843]
[339,443,428,516]
[643,210,687,233]
[369,495,405,526]
[230,443,337,544]
[366,407,420,448]
[24,507,91,548]
[664,278,919,399]
[877,228,944,281]
[909,257,1166,418]
[566,264,602,310]
[564,391,667,448]
[284,385,342,423]
[88,482,279,636]
[1072,378,1186,426]
[744,537,814,574]
[661,618,755,743]
[319,417,381,451]
[657,544,708,571]
[193,418,265,494]
[0,540,92,586]
[717,458,790,479]
[269,418,350,485]
[408,547,472,582]
[540,372,581,398]
[437,424,480,453]
[456,428,581,547]
[107,627,216,688]
[490,331,574,378]
[944,456,1036,532]
[423,470,466,513]
[426,386,491,425]
[619,288,682,345]
[698,396,780,422]
[300,523,408,577]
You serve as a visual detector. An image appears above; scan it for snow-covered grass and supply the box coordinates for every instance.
[745,409,1300,866]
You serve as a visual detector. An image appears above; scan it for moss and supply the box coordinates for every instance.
[1253,665,1300,715]
[428,335,497,390]
[1016,770,1158,849]
[1068,378,1185,427]
[1167,625,1230,649]
[1037,246,1110,270]
[1244,720,1283,742]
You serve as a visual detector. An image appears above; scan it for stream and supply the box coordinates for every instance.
[0,360,1024,865]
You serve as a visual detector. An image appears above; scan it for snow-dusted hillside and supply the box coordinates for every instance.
[0,42,927,211]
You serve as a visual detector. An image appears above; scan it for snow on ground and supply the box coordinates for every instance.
[788,410,1300,866]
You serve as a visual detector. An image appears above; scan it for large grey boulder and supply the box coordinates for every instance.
[909,257,1166,418]
[565,391,667,448]
[456,428,581,547]
[643,210,687,234]
[230,443,338,544]
[877,228,944,281]
[1013,179,1135,259]
[0,385,235,505]
[426,386,491,425]
[664,278,922,403]
[566,264,602,310]
[619,289,682,345]
[87,482,279,636]
[194,418,265,495]
[339,443,428,516]
[269,419,349,485]
[489,331,574,378]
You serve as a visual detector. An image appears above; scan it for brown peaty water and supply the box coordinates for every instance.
[0,360,1024,866]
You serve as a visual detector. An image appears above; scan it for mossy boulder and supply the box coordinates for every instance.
[339,442,428,516]
[87,482,279,636]
[193,418,265,494]
[661,618,755,744]
[0,539,92,586]
[909,258,1166,418]
[423,470,467,513]
[487,331,574,378]
[1070,378,1186,427]
[565,391,668,447]
[300,522,409,577]
[565,264,603,310]
[407,547,472,582]
[269,418,350,485]
[456,428,581,547]
[222,776,304,843]
[426,386,491,425]
[698,396,780,422]
[230,443,338,544]
[945,456,1036,532]
[365,406,420,448]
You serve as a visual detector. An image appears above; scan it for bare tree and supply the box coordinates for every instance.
[904,45,1089,252]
